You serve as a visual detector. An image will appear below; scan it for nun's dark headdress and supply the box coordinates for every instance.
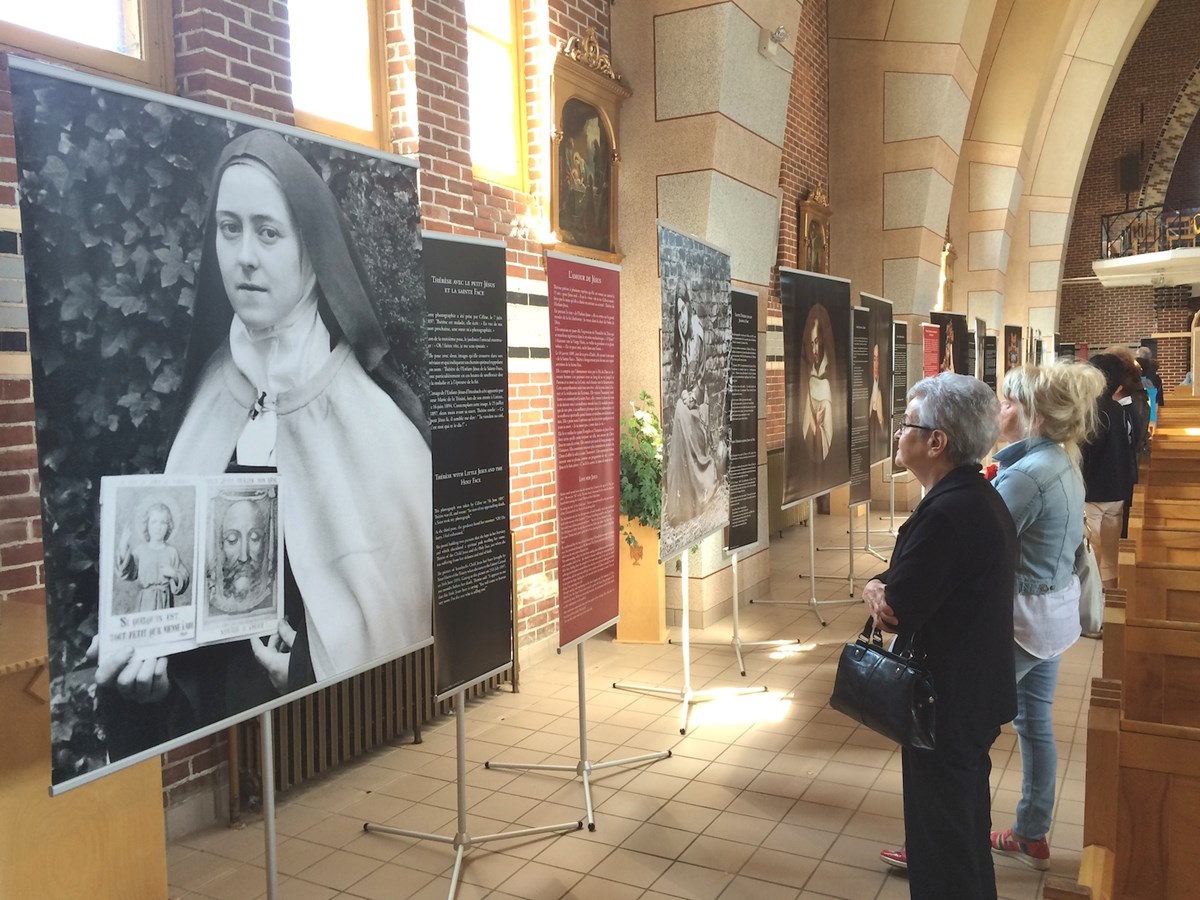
[180,129,427,443]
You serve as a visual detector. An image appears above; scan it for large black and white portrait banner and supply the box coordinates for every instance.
[657,223,732,562]
[11,59,432,791]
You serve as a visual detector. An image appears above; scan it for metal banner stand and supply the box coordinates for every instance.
[682,551,800,676]
[260,710,279,900]
[485,639,671,831]
[817,501,888,594]
[614,549,766,733]
[818,498,889,594]
[752,496,858,625]
[364,686,582,899]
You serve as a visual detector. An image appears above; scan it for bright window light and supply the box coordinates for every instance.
[0,0,141,57]
[465,0,524,187]
[467,31,518,178]
[289,0,375,133]
[688,690,794,727]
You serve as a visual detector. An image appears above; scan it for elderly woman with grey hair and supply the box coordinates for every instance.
[863,373,1018,900]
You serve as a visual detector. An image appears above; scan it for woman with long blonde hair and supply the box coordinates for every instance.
[989,362,1104,868]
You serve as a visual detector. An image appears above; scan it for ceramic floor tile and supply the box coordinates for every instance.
[532,834,613,873]
[339,862,435,900]
[676,833,757,872]
[495,859,584,898]
[802,859,887,900]
[294,851,383,892]
[649,859,734,900]
[646,798,722,832]
[271,877,340,900]
[620,821,697,859]
[191,862,268,900]
[762,821,838,860]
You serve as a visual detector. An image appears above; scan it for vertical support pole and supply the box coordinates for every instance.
[259,711,278,900]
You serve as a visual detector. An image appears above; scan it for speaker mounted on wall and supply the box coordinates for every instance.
[1118,154,1141,194]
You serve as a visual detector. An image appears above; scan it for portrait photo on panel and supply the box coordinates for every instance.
[657,225,732,560]
[1004,325,1023,376]
[862,294,893,466]
[12,64,433,786]
[198,476,283,645]
[931,311,967,375]
[781,271,851,505]
[99,476,200,662]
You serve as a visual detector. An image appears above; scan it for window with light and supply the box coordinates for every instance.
[466,0,527,190]
[0,0,171,89]
[289,0,386,149]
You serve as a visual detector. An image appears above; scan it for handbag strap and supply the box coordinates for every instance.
[858,616,921,661]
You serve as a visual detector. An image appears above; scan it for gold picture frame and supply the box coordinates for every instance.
[798,185,831,274]
[549,28,631,263]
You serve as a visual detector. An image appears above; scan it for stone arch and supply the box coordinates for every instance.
[1141,58,1200,207]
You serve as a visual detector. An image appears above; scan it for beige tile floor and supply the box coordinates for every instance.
[169,511,1101,900]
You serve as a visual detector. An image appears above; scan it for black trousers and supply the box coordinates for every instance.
[901,726,1001,900]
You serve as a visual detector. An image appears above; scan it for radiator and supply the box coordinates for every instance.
[236,645,513,793]
[236,535,519,797]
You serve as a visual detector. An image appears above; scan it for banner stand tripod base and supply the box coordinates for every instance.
[485,643,670,831]
[365,690,581,899]
[676,551,799,676]
[681,635,801,677]
[612,680,769,735]
[616,549,769,733]
[807,595,860,626]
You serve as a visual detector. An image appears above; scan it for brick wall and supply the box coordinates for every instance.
[0,52,38,610]
[173,0,295,123]
[767,0,828,452]
[1061,0,1200,352]
[0,376,41,601]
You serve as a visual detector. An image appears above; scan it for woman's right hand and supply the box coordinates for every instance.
[863,579,899,632]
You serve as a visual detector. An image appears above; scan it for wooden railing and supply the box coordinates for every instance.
[1100,205,1200,259]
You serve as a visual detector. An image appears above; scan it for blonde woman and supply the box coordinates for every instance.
[989,363,1104,868]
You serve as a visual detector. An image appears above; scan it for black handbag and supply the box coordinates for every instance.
[829,618,937,750]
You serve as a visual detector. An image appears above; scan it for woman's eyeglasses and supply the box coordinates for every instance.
[897,420,936,433]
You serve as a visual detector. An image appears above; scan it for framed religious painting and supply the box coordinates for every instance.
[798,185,831,275]
[549,27,631,263]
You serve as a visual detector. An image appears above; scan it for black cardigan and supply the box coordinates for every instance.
[1081,397,1135,502]
[877,465,1018,745]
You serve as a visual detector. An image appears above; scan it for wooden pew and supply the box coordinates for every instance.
[1078,399,1200,899]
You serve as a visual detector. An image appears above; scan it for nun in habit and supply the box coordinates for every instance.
[666,286,718,522]
[102,129,433,732]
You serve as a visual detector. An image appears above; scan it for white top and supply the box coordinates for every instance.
[1012,575,1082,659]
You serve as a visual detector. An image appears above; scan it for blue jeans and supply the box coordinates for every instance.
[1012,645,1061,839]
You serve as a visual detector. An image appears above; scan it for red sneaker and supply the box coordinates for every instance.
[880,847,907,870]
[990,829,1050,870]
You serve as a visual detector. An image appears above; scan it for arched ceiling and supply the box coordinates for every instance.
[828,0,1158,320]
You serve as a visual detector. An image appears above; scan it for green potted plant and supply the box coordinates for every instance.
[616,392,667,643]
[618,391,662,557]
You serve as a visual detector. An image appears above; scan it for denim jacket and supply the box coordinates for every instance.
[991,437,1084,594]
